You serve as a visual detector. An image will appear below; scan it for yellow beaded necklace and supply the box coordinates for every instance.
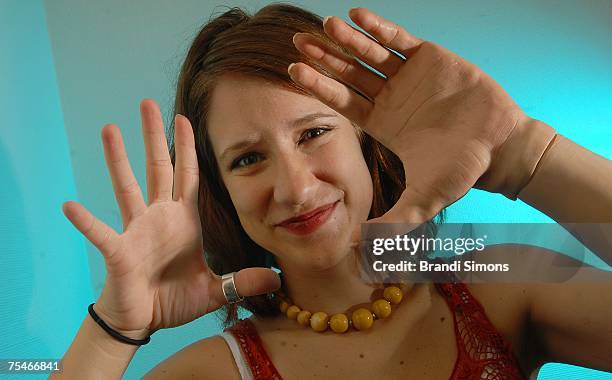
[274,284,408,333]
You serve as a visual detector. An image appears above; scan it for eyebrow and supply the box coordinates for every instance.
[218,112,338,163]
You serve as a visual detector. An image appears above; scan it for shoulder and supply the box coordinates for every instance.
[143,334,242,380]
[473,243,612,373]
[454,242,535,317]
[455,244,540,372]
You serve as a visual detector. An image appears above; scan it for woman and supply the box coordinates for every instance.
[54,4,612,379]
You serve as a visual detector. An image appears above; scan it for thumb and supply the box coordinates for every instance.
[349,186,444,247]
[207,267,281,311]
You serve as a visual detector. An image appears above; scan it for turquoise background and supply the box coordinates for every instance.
[0,0,610,378]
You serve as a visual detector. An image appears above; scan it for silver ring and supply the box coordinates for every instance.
[221,272,244,304]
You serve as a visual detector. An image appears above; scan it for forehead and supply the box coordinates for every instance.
[206,75,337,152]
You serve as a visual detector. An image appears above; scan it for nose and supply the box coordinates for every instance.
[272,152,317,209]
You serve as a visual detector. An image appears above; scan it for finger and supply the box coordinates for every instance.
[323,15,404,78]
[293,32,386,100]
[207,268,281,311]
[62,201,121,260]
[349,187,444,246]
[172,114,199,204]
[374,186,444,224]
[141,99,173,204]
[347,8,424,57]
[101,124,147,230]
[288,62,372,126]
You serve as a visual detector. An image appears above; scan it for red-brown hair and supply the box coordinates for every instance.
[168,3,445,329]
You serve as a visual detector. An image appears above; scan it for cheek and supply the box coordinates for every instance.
[322,132,374,213]
[350,159,374,217]
[225,180,267,228]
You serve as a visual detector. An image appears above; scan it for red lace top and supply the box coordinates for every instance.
[223,282,527,380]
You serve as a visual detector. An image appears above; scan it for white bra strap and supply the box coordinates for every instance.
[219,331,254,380]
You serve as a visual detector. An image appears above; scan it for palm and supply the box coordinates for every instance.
[391,127,491,208]
[102,201,209,332]
[290,8,522,221]
[369,64,516,208]
[62,100,279,336]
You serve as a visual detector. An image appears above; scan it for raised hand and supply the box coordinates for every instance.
[289,8,555,229]
[62,100,280,339]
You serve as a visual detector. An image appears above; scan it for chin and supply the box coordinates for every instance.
[298,242,355,272]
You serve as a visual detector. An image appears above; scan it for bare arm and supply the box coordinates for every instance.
[143,336,241,380]
[51,314,240,379]
[522,246,612,372]
[517,121,612,264]
[49,309,140,379]
[529,280,612,372]
[513,128,612,369]
[477,245,612,373]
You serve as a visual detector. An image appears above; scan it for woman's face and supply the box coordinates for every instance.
[207,75,373,271]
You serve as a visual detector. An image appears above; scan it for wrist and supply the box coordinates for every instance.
[84,310,141,359]
[401,186,446,223]
[55,308,140,379]
[92,303,152,341]
[475,115,558,200]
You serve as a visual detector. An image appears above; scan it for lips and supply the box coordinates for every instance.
[277,201,338,226]
[275,201,339,236]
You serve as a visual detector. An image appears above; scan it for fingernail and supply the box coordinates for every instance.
[287,63,301,82]
[323,16,331,26]
[175,113,187,125]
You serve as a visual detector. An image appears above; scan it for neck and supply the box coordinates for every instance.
[276,249,381,314]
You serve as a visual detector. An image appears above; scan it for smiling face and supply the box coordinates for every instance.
[207,75,373,271]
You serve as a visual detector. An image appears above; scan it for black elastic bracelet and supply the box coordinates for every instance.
[88,303,151,346]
